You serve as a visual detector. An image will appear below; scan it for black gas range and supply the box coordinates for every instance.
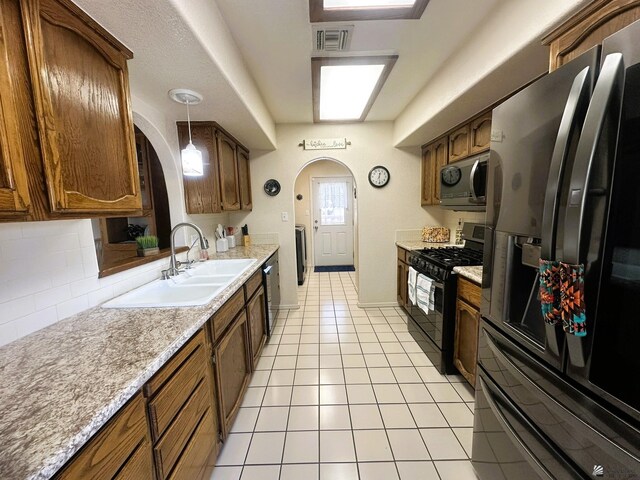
[406,223,484,374]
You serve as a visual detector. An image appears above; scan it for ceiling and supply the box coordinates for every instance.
[216,0,502,123]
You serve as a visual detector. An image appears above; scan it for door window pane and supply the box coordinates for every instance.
[319,181,347,225]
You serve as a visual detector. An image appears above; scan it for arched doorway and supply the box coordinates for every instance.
[293,158,359,290]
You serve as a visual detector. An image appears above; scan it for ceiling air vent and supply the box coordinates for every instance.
[313,25,354,52]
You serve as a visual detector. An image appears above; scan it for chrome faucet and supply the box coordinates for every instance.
[164,222,209,278]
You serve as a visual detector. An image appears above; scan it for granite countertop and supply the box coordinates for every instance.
[396,240,460,251]
[453,265,483,284]
[0,245,278,480]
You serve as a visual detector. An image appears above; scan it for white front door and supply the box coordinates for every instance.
[312,177,354,267]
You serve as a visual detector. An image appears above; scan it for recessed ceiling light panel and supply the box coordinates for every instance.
[324,0,416,9]
[311,55,398,123]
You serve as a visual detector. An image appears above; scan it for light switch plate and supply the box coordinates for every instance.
[281,212,289,222]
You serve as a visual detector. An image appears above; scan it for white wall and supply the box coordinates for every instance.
[294,160,352,263]
[230,122,448,308]
[0,94,229,347]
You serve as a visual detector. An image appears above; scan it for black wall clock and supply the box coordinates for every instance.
[441,166,462,186]
[264,179,281,196]
[368,166,390,188]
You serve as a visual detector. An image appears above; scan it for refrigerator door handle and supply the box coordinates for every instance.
[541,67,593,260]
[564,53,624,264]
[562,53,624,368]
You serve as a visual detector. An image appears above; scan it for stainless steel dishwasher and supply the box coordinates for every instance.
[263,252,280,336]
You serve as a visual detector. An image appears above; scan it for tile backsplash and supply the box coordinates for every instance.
[0,219,189,347]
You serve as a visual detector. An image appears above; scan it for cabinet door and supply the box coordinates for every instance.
[453,298,480,387]
[177,123,221,214]
[397,260,408,307]
[470,112,492,155]
[420,144,434,206]
[432,136,448,203]
[216,131,240,211]
[135,132,153,211]
[22,0,141,214]
[0,1,31,217]
[214,311,251,437]
[448,125,470,163]
[237,147,252,211]
[545,0,640,71]
[247,286,267,369]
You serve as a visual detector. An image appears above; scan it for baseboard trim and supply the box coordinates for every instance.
[276,304,300,310]
[357,302,400,308]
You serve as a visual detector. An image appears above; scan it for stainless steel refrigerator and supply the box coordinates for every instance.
[473,19,640,480]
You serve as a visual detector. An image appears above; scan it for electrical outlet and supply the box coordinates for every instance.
[305,209,310,216]
[281,212,289,222]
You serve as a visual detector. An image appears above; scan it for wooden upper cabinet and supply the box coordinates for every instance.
[420,144,434,206]
[0,1,31,217]
[237,147,252,211]
[469,112,492,155]
[135,131,153,211]
[544,0,640,71]
[216,131,240,211]
[177,122,222,214]
[21,0,141,214]
[448,124,470,163]
[432,136,448,203]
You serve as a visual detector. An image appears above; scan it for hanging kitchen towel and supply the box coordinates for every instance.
[416,274,434,316]
[408,266,418,306]
[539,259,562,326]
[560,262,587,337]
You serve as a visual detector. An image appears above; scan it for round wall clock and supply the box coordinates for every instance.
[264,179,281,196]
[368,166,390,188]
[441,166,462,186]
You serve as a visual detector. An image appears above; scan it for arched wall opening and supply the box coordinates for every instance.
[292,157,359,292]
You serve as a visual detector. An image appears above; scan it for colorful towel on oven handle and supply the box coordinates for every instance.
[539,259,562,326]
[560,262,587,337]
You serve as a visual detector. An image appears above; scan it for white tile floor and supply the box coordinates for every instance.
[212,271,478,480]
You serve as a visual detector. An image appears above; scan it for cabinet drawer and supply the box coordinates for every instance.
[114,440,154,480]
[146,331,205,398]
[55,393,147,480]
[458,277,481,308]
[211,288,244,342]
[155,380,210,479]
[397,247,407,263]
[168,408,216,480]
[148,344,207,440]
[244,269,262,300]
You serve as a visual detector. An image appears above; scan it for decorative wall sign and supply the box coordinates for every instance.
[298,138,351,150]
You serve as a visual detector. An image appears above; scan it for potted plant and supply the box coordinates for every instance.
[136,235,159,257]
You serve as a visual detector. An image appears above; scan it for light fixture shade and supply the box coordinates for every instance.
[181,142,204,176]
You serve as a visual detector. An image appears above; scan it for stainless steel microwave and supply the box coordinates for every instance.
[439,152,488,211]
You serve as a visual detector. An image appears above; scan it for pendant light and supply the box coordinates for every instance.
[169,88,204,176]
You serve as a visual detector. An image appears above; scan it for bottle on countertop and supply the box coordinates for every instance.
[455,218,463,245]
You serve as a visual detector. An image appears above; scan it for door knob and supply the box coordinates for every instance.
[314,226,318,232]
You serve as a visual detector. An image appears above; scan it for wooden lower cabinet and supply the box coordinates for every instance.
[168,409,217,480]
[213,310,251,438]
[247,286,267,369]
[397,247,409,308]
[453,278,481,387]
[54,393,153,480]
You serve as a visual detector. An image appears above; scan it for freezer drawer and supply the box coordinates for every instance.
[474,319,640,479]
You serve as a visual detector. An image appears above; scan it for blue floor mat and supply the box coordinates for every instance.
[314,265,355,273]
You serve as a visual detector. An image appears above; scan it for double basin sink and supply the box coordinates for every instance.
[103,258,257,308]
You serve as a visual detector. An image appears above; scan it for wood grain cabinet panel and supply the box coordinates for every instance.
[397,258,408,307]
[211,288,245,342]
[168,409,216,480]
[177,122,221,214]
[420,144,434,206]
[54,393,152,480]
[0,0,31,217]
[237,147,252,211]
[21,0,141,214]
[448,125,470,163]
[216,131,240,211]
[453,297,480,387]
[432,136,448,203]
[247,286,267,369]
[469,112,492,155]
[544,0,640,71]
[113,440,154,480]
[214,310,251,437]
